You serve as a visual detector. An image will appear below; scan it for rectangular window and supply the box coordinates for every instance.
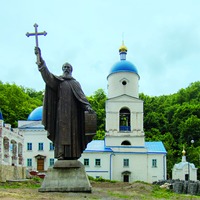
[27,158,32,167]
[49,158,54,166]
[152,159,157,168]
[95,159,101,166]
[123,159,129,167]
[27,143,32,150]
[38,143,44,151]
[49,142,54,151]
[84,158,89,166]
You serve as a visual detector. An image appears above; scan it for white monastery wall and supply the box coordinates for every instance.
[79,152,111,180]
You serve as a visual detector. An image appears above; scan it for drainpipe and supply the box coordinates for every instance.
[188,160,190,181]
[163,154,166,180]
[147,154,149,182]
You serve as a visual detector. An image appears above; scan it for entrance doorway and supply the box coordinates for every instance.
[185,174,189,181]
[123,175,129,182]
[122,171,131,182]
[37,159,44,171]
[35,154,46,171]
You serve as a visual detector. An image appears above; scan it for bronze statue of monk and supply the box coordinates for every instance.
[35,47,95,160]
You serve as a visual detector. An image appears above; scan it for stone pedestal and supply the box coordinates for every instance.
[38,160,91,192]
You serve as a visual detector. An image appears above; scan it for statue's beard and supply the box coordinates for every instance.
[61,73,73,80]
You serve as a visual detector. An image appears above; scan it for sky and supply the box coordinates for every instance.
[1,0,200,97]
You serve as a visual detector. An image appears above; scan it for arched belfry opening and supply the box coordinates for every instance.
[119,108,130,131]
[121,140,131,145]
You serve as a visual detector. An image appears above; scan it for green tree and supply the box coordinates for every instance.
[94,130,105,140]
[87,89,106,139]
[22,87,44,102]
[140,81,200,178]
[0,82,42,127]
[179,115,200,147]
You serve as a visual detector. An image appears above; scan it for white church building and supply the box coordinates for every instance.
[79,43,167,183]
[18,42,167,183]
[18,107,55,173]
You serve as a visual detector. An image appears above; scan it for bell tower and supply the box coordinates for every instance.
[105,42,145,149]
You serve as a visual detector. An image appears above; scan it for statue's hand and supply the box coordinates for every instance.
[34,46,41,56]
[34,47,44,67]
[85,105,95,114]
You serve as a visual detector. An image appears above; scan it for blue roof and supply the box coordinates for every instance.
[84,140,166,154]
[109,60,138,76]
[85,140,112,152]
[27,106,43,121]
[145,141,167,154]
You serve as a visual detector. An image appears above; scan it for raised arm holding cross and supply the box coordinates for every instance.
[26,23,47,65]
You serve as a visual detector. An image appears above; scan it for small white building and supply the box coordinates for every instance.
[18,107,55,172]
[0,112,25,182]
[79,43,167,183]
[172,148,197,181]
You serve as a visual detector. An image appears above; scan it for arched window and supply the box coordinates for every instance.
[121,140,131,145]
[119,108,130,131]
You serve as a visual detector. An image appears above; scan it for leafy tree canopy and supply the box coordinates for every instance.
[0,81,43,127]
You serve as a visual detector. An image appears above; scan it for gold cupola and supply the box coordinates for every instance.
[182,148,186,156]
[119,41,128,60]
[119,41,128,53]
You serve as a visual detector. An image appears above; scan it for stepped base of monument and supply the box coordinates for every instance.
[38,160,91,193]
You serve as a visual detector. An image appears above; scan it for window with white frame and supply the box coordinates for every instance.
[49,142,54,151]
[123,159,129,167]
[152,159,157,168]
[84,158,89,166]
[49,158,54,166]
[27,143,32,150]
[95,159,101,166]
[38,142,44,151]
[27,158,32,167]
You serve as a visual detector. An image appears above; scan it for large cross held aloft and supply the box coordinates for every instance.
[26,23,47,65]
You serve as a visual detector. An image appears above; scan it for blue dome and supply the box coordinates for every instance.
[109,60,138,76]
[27,106,43,121]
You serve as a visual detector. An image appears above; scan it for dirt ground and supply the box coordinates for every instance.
[0,181,198,200]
